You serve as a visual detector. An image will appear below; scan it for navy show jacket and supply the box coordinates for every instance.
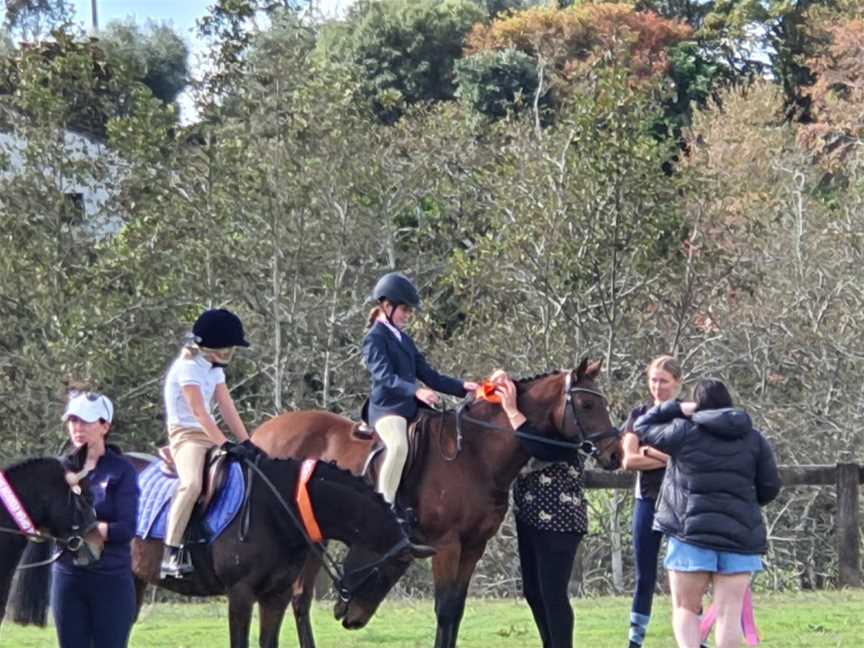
[362,321,467,426]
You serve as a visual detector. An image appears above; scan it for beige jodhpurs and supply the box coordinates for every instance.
[375,415,408,505]
[164,425,215,547]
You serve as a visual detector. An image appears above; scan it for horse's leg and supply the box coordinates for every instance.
[228,586,256,648]
[132,577,148,622]
[433,542,486,648]
[258,590,292,648]
[292,556,322,648]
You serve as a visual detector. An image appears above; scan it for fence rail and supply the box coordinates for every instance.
[584,463,863,588]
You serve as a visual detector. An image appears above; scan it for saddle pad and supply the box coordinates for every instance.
[135,460,245,542]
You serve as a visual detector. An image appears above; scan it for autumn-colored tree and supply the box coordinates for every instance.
[798,17,864,168]
[465,3,692,83]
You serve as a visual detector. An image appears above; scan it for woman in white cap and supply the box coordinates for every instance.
[160,308,253,578]
[52,390,139,648]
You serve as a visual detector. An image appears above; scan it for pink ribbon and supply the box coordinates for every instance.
[700,585,760,645]
[0,470,37,535]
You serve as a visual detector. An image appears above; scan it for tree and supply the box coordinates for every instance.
[319,0,486,122]
[462,3,694,121]
[97,20,190,105]
[2,0,71,42]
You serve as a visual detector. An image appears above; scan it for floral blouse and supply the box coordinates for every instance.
[512,455,588,534]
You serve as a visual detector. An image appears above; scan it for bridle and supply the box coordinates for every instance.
[0,471,99,570]
[445,370,620,460]
[559,371,621,459]
[238,455,415,602]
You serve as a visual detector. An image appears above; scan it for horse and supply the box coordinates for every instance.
[2,444,105,628]
[252,357,621,648]
[125,453,431,648]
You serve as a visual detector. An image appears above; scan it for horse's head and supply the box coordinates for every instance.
[304,461,430,629]
[333,541,420,629]
[521,358,621,470]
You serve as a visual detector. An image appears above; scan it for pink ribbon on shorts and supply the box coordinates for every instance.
[700,585,760,645]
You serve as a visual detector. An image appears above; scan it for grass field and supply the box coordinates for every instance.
[2,590,861,647]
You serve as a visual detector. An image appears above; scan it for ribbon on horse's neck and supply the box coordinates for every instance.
[0,470,37,535]
[295,459,324,544]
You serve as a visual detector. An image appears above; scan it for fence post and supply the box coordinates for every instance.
[836,463,862,588]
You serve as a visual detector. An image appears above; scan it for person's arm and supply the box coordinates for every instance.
[181,384,229,446]
[621,432,668,471]
[363,335,417,398]
[633,400,690,455]
[214,383,249,442]
[414,347,469,398]
[103,460,139,544]
[755,432,782,505]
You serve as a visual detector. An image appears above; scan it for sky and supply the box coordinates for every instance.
[67,1,353,123]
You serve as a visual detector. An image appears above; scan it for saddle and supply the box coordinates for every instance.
[157,446,229,513]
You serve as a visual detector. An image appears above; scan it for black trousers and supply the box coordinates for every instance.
[516,518,584,648]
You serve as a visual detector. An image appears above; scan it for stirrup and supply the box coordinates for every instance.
[160,548,193,579]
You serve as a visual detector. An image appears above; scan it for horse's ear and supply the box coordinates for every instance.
[63,443,88,473]
[585,359,603,379]
[575,357,589,379]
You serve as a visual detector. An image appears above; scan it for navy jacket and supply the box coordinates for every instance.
[362,321,466,426]
[55,447,140,575]
[634,401,781,554]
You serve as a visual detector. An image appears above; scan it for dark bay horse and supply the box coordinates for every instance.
[2,445,105,628]
[128,455,429,648]
[252,358,621,648]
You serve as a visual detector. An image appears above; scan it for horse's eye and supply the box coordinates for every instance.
[582,401,593,411]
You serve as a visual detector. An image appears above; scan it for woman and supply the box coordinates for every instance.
[161,307,252,578]
[363,272,478,513]
[634,379,781,648]
[53,391,139,648]
[495,371,585,648]
[621,355,680,648]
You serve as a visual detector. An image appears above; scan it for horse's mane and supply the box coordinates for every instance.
[3,456,60,474]
[514,370,562,387]
[268,456,392,515]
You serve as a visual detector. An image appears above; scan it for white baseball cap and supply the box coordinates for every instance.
[62,392,114,423]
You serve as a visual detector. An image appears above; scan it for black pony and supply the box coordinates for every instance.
[127,454,431,648]
[2,444,104,627]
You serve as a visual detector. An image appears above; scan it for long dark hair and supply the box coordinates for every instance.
[693,378,733,411]
[7,541,54,626]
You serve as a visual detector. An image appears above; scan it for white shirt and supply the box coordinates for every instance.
[163,353,226,429]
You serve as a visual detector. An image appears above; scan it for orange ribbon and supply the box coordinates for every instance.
[474,381,502,404]
[295,459,324,543]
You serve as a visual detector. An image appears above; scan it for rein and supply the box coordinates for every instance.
[444,371,618,460]
[238,455,412,601]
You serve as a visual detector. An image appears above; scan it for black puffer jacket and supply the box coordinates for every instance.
[634,400,781,554]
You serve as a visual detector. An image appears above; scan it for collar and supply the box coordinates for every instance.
[376,318,402,342]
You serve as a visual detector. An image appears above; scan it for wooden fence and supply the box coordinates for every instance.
[583,463,864,588]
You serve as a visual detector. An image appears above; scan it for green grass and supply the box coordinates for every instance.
[3,591,862,647]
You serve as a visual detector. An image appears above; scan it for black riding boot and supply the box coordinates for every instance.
[390,504,435,558]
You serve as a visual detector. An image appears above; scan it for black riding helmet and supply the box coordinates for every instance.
[372,272,421,309]
[193,308,250,348]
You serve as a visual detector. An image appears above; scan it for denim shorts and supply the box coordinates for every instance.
[664,537,763,574]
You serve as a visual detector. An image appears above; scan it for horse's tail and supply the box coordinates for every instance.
[8,540,54,626]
